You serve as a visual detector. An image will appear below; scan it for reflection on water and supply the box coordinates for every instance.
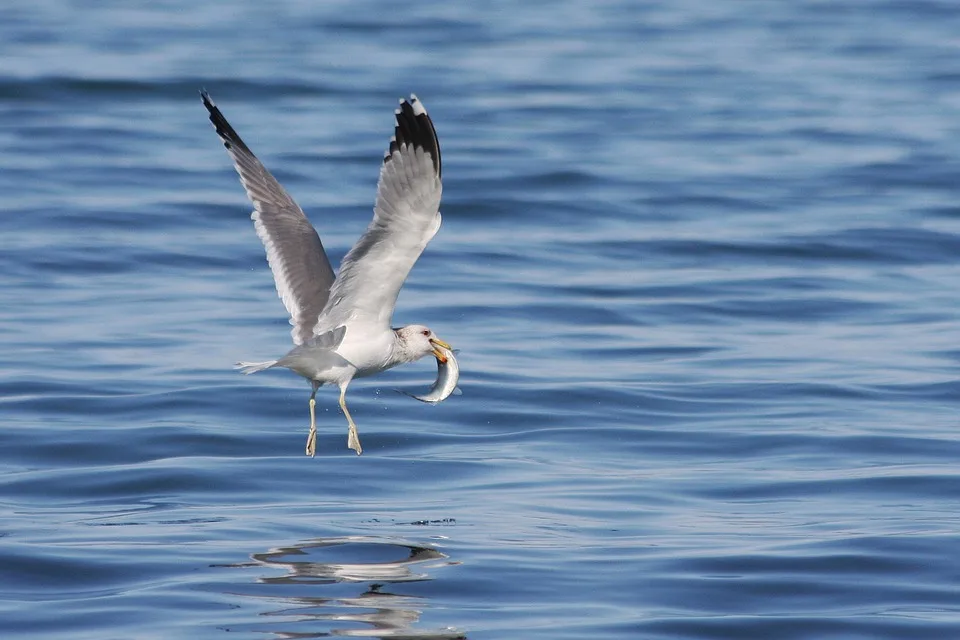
[221,536,465,639]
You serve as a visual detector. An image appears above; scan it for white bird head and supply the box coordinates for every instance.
[395,325,451,363]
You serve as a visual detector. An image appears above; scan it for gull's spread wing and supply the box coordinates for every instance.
[201,91,336,345]
[318,95,442,332]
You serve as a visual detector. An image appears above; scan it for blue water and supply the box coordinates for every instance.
[2,1,960,637]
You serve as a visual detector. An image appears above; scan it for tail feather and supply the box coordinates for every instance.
[236,360,278,375]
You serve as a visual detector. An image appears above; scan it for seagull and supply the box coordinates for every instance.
[201,91,451,456]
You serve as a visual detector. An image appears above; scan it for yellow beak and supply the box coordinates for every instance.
[430,338,452,363]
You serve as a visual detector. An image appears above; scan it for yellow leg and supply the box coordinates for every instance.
[305,396,317,457]
[339,384,362,455]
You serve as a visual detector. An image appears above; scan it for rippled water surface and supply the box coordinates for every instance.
[3,1,960,638]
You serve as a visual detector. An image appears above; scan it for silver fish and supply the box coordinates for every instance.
[400,345,460,404]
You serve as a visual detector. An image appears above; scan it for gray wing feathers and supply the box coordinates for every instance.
[252,206,334,345]
[201,91,335,345]
[318,95,442,331]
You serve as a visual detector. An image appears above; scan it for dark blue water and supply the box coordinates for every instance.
[3,1,960,637]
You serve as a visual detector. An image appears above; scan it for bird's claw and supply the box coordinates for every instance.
[348,428,362,455]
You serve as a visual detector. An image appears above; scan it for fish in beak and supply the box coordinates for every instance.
[430,337,451,362]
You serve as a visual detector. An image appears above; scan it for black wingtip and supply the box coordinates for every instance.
[199,90,250,153]
[386,94,441,179]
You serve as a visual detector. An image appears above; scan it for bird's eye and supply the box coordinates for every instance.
[422,330,430,337]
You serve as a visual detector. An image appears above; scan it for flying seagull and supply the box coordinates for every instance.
[201,91,451,456]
